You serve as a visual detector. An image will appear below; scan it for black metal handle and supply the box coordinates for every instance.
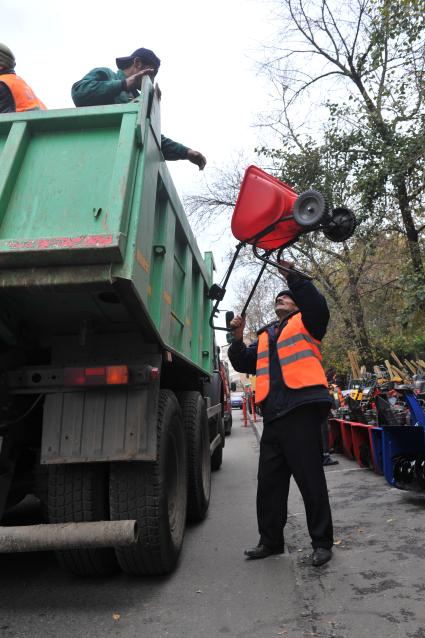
[253,244,313,280]
[225,311,235,329]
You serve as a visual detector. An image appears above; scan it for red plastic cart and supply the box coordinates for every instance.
[209,165,356,331]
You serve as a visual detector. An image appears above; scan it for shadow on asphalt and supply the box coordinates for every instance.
[0,496,179,613]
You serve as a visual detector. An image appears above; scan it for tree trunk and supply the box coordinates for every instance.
[394,177,423,273]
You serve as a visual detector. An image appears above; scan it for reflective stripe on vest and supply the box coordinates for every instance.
[255,313,327,403]
[0,74,46,111]
[255,332,270,403]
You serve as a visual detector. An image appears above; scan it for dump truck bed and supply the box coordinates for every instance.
[0,82,213,374]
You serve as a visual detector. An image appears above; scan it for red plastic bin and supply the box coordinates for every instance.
[350,422,373,468]
[328,418,342,453]
[340,420,354,459]
[231,165,302,249]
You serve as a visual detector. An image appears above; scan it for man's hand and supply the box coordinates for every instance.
[229,314,245,341]
[125,68,156,91]
[187,149,207,170]
[277,259,295,280]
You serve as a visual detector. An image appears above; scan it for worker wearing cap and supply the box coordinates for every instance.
[228,261,334,567]
[0,43,46,113]
[71,47,206,170]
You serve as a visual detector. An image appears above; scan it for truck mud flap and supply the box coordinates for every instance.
[41,385,159,464]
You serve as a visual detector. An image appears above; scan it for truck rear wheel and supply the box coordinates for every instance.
[177,391,211,522]
[48,463,118,576]
[211,416,224,471]
[211,443,223,471]
[109,390,187,575]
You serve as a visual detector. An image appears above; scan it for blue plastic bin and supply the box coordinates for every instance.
[381,425,425,486]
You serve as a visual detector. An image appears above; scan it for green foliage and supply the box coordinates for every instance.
[251,0,425,371]
[398,269,425,328]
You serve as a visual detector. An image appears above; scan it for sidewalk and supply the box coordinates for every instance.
[243,408,425,636]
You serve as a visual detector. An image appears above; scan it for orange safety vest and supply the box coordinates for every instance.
[0,73,46,112]
[255,313,328,403]
[329,383,345,407]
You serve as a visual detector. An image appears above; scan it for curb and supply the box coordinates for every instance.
[247,410,263,443]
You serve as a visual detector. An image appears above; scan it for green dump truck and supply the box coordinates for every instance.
[0,78,225,576]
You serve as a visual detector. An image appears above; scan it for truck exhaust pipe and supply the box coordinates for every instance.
[0,520,138,553]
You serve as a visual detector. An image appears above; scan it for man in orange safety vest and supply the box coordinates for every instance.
[228,260,334,567]
[0,43,46,113]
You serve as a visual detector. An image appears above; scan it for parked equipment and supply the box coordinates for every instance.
[0,77,226,576]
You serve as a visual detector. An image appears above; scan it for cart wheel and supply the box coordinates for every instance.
[323,207,356,242]
[293,190,329,228]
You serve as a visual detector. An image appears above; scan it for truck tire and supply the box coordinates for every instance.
[177,391,211,522]
[110,390,187,575]
[211,443,223,471]
[211,416,224,472]
[48,463,118,576]
[224,413,233,435]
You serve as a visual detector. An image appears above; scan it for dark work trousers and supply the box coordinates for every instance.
[257,403,333,550]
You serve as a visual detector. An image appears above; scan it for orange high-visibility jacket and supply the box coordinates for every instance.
[0,73,46,111]
[330,384,345,408]
[255,313,328,403]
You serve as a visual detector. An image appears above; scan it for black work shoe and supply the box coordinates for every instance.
[323,455,339,467]
[244,543,285,559]
[312,547,332,567]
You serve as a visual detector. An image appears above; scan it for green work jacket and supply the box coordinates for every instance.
[71,67,189,161]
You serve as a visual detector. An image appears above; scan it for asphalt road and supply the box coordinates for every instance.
[1,410,425,638]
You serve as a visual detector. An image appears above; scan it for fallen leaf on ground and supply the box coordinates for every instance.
[387,519,394,523]
[112,613,121,621]
[334,540,342,545]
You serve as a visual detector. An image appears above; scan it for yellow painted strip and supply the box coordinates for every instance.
[163,291,172,305]
[147,285,152,296]
[185,318,192,326]
[136,249,150,273]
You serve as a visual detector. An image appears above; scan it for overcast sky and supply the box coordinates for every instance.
[4,0,274,194]
[4,0,278,342]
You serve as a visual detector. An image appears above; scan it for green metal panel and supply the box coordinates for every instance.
[182,249,193,358]
[192,267,205,368]
[1,127,116,237]
[0,80,215,375]
[202,252,215,372]
[0,106,141,266]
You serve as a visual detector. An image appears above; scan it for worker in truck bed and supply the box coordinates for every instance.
[71,47,206,170]
[228,261,334,567]
[0,43,46,113]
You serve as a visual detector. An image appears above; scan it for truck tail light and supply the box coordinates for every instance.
[64,365,129,386]
[106,365,129,385]
[150,367,159,380]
